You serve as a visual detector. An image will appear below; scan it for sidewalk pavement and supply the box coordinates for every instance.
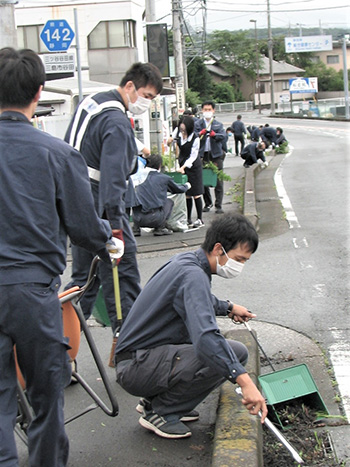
[132,152,350,466]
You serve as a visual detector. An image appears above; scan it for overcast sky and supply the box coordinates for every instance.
[155,0,350,34]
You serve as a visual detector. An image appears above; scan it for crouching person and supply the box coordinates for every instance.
[241,141,267,168]
[130,154,191,237]
[115,214,268,439]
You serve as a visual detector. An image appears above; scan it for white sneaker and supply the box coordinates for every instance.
[193,219,204,228]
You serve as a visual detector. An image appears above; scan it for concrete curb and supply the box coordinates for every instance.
[212,153,276,467]
[212,329,263,467]
[243,149,276,232]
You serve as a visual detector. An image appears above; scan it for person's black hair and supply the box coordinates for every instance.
[183,109,192,116]
[179,116,194,136]
[120,62,163,94]
[146,153,162,170]
[226,127,233,132]
[201,100,215,109]
[192,106,198,115]
[0,47,45,109]
[258,141,266,150]
[264,123,269,127]
[276,127,283,133]
[201,213,258,254]
[237,114,242,119]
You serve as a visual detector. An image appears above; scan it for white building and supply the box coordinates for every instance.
[14,0,175,148]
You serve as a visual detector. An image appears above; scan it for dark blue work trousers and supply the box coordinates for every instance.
[202,152,224,210]
[132,198,174,229]
[0,278,71,467]
[116,340,248,419]
[234,135,245,156]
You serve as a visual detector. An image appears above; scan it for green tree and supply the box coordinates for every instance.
[303,61,344,91]
[211,81,235,103]
[185,88,201,109]
[187,56,214,98]
[206,30,258,99]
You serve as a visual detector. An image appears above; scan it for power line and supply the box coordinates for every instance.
[206,5,349,13]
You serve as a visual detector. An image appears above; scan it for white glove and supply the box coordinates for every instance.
[185,182,192,190]
[106,237,124,261]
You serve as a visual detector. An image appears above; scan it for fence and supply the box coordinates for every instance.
[194,101,253,114]
[277,97,347,119]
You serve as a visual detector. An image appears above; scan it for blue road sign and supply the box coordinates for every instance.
[40,20,75,52]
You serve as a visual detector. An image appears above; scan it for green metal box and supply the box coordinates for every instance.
[258,364,329,429]
[202,168,217,187]
[164,172,188,184]
[92,286,111,327]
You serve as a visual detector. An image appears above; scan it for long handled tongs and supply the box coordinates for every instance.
[235,387,304,464]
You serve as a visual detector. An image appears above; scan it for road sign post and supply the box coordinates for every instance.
[40,19,75,52]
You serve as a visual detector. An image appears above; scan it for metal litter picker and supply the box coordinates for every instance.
[235,387,304,464]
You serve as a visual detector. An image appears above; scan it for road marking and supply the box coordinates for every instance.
[329,329,350,422]
[274,154,301,230]
[292,237,309,249]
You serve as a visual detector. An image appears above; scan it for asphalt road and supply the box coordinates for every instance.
[16,113,350,465]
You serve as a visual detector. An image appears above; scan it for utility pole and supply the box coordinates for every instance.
[172,0,186,117]
[267,0,275,116]
[250,19,261,114]
[145,0,156,22]
[145,0,161,153]
[0,0,18,49]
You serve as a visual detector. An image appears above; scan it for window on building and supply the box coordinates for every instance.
[259,82,266,94]
[88,20,136,49]
[17,25,46,53]
[310,56,320,63]
[282,80,289,90]
[327,55,339,64]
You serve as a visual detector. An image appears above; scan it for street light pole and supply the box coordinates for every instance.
[250,19,261,114]
[267,0,275,115]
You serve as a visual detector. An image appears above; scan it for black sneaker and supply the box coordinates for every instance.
[136,398,199,422]
[215,208,224,214]
[139,410,192,439]
[203,204,213,212]
[133,226,141,237]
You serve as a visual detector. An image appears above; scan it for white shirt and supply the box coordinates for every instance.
[178,132,200,169]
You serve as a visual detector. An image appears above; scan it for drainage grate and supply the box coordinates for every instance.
[322,431,335,458]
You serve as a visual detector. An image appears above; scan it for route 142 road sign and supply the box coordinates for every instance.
[40,20,75,52]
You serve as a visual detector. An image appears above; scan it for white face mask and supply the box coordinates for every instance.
[216,246,245,279]
[128,85,152,115]
[203,111,213,120]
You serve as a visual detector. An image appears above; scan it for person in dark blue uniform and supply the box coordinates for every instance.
[115,214,267,439]
[241,141,267,167]
[276,127,288,146]
[129,154,191,236]
[260,124,277,147]
[64,63,163,335]
[195,101,226,214]
[0,48,121,467]
[231,114,247,156]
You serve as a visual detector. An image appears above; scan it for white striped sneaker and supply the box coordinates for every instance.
[139,410,192,439]
[136,398,199,422]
